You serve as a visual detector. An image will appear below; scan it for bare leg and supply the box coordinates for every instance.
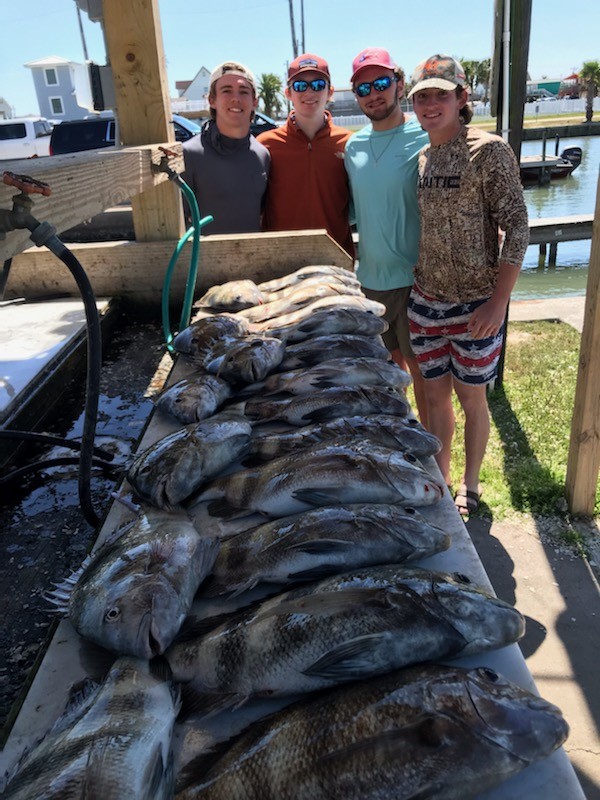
[421,372,454,486]
[453,379,490,494]
[390,348,429,429]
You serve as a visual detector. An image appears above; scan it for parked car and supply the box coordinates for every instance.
[0,117,52,160]
[250,111,278,136]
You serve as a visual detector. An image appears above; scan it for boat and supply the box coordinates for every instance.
[520,146,582,184]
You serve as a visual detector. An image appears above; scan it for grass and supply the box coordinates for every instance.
[412,321,600,521]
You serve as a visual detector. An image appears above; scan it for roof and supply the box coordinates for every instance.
[24,56,82,68]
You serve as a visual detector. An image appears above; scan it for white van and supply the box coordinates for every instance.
[0,117,52,160]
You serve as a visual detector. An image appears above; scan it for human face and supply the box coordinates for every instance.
[209,75,258,138]
[411,87,465,145]
[286,70,333,126]
[353,66,402,128]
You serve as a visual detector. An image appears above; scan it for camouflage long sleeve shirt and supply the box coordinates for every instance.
[413,126,529,303]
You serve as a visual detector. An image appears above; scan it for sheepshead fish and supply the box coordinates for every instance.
[204,336,285,384]
[246,414,441,463]
[4,657,180,800]
[196,279,265,311]
[235,282,363,324]
[253,294,386,332]
[155,374,231,424]
[258,357,410,396]
[175,664,568,800]
[45,509,219,658]
[128,419,252,508]
[278,333,390,370]
[201,504,451,597]
[196,439,443,518]
[243,386,410,426]
[165,565,525,707]
[264,307,388,343]
[262,274,360,303]
[257,264,359,293]
[172,315,249,358]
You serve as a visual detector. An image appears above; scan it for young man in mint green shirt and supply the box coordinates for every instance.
[345,47,429,425]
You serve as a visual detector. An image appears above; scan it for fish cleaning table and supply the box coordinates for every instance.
[0,353,585,799]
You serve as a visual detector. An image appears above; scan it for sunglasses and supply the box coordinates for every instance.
[353,75,397,98]
[290,78,328,93]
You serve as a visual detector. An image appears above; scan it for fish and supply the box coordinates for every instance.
[256,357,411,396]
[234,281,364,324]
[174,663,568,800]
[246,414,441,463]
[154,374,232,424]
[264,306,389,343]
[165,565,525,709]
[195,439,443,518]
[196,279,265,311]
[127,419,252,509]
[45,509,219,658]
[243,386,410,426]
[203,336,285,384]
[252,294,387,333]
[261,274,361,303]
[201,504,451,597]
[257,264,359,293]
[3,657,180,800]
[278,333,390,370]
[172,315,250,358]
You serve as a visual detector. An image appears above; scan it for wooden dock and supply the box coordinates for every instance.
[528,214,593,265]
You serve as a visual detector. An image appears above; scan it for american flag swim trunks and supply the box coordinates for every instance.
[407,283,504,385]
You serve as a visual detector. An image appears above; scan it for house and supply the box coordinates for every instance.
[175,67,210,103]
[24,56,94,121]
[0,98,12,120]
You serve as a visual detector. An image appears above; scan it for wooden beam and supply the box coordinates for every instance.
[566,173,600,515]
[4,230,353,307]
[103,0,183,241]
[0,144,182,262]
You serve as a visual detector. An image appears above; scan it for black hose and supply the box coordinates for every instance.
[0,456,120,487]
[0,430,114,461]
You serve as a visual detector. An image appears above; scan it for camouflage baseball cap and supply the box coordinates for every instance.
[209,61,257,95]
[408,54,466,98]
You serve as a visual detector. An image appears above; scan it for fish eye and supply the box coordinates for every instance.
[453,572,472,585]
[404,507,416,515]
[104,607,121,623]
[477,667,499,682]
[407,418,419,427]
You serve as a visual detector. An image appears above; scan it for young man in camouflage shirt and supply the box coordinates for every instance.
[407,54,529,517]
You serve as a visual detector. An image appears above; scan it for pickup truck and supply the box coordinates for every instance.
[0,117,52,160]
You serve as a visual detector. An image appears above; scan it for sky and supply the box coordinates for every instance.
[1,0,597,118]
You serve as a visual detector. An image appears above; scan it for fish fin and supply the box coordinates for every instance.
[302,632,392,680]
[287,538,354,554]
[288,564,342,582]
[43,554,94,613]
[253,587,391,625]
[178,685,247,720]
[240,453,269,467]
[200,576,260,599]
[292,488,347,506]
[175,745,229,793]
[206,499,253,520]
[149,655,174,683]
[303,404,346,423]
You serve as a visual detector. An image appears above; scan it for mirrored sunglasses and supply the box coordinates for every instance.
[353,75,397,98]
[291,78,328,93]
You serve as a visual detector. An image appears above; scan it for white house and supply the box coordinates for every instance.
[24,56,94,120]
[0,98,12,120]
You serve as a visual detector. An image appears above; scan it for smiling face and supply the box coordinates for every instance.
[353,66,403,129]
[209,74,258,138]
[286,69,333,129]
[411,87,466,145]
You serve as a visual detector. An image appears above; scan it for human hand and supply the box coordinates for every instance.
[468,298,507,339]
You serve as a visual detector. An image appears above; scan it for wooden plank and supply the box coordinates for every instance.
[528,215,594,244]
[103,0,183,241]
[566,174,600,514]
[0,145,183,262]
[4,230,353,306]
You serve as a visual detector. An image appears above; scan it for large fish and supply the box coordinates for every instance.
[201,504,451,597]
[203,336,285,384]
[46,509,219,658]
[264,307,388,343]
[257,264,359,293]
[235,281,363,324]
[196,279,265,311]
[4,657,179,800]
[278,333,390,370]
[172,315,249,358]
[195,439,443,518]
[261,274,360,303]
[242,386,410,426]
[256,357,411,396]
[252,294,386,332]
[128,419,252,508]
[246,414,441,463]
[175,664,568,800]
[165,566,525,708]
[155,374,232,424]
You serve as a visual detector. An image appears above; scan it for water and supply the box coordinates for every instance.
[514,134,599,300]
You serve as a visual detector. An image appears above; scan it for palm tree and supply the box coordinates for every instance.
[476,58,491,103]
[579,61,600,123]
[258,73,284,119]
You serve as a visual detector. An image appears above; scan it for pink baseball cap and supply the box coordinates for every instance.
[351,48,397,83]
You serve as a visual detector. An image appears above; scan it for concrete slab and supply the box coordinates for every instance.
[509,295,585,332]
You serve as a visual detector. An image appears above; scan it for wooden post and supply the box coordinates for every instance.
[565,172,600,515]
[102,0,183,241]
[549,242,558,266]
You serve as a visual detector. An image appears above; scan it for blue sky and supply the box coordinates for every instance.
[1,0,597,117]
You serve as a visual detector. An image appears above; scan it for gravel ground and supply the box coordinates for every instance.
[0,316,170,740]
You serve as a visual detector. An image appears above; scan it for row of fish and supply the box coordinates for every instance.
[6,265,569,799]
